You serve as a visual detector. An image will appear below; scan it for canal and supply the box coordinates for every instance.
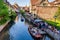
[0,14,51,40]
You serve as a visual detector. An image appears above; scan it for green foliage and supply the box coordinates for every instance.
[9,10,16,20]
[0,0,9,25]
[20,10,25,14]
[44,20,60,30]
[0,0,9,17]
[20,10,25,16]
[0,0,16,25]
[0,18,7,25]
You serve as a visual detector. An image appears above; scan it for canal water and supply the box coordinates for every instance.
[0,14,51,40]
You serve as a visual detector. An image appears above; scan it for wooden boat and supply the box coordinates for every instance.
[28,27,46,40]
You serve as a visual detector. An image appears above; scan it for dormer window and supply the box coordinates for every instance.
[43,3,47,6]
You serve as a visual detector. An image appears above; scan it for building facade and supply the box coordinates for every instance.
[30,0,60,20]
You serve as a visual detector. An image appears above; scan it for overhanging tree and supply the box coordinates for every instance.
[0,0,16,25]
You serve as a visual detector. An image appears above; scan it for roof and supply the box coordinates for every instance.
[31,0,60,6]
[31,0,39,5]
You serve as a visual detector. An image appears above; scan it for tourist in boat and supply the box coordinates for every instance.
[29,25,43,37]
[38,21,43,30]
[44,22,48,29]
[37,23,40,27]
[48,25,52,30]
[29,25,33,29]
[54,29,59,34]
[48,26,55,30]
[34,17,37,20]
[40,22,47,30]
[29,12,32,16]
[38,23,42,29]
[31,28,43,38]
[30,17,34,23]
[50,26,56,32]
[49,26,59,34]
[29,27,37,34]
[52,27,60,34]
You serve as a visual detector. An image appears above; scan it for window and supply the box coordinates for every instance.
[43,3,47,6]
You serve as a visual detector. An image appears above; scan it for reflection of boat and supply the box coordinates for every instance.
[28,27,46,40]
[15,16,18,23]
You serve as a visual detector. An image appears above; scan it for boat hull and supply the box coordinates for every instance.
[28,27,44,40]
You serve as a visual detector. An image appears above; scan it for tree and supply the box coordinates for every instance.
[20,10,25,16]
[0,0,16,25]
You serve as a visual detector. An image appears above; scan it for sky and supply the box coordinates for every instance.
[48,0,55,2]
[7,0,55,7]
[7,0,30,7]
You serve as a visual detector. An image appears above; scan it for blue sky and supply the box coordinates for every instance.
[7,0,54,7]
[48,0,55,2]
[7,0,30,6]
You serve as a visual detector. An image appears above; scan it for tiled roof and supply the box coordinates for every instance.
[31,0,60,6]
[31,0,39,5]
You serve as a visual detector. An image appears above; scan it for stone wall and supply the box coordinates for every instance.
[36,6,58,20]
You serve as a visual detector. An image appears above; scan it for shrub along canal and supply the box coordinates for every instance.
[0,14,51,40]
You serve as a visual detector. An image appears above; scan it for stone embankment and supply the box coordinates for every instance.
[0,20,10,32]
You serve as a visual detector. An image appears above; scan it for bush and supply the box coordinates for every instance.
[0,18,7,25]
[20,10,25,16]
[0,0,16,25]
[9,10,16,20]
[0,0,9,25]
[44,20,60,30]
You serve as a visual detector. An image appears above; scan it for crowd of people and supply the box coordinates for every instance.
[29,25,43,39]
[25,12,60,34]
[34,20,59,34]
[30,14,59,34]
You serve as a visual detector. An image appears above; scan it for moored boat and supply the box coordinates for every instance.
[28,26,46,40]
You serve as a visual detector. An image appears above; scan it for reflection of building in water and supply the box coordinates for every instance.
[15,16,18,23]
[30,0,60,20]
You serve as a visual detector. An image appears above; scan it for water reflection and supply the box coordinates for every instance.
[0,14,52,40]
[9,15,34,40]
